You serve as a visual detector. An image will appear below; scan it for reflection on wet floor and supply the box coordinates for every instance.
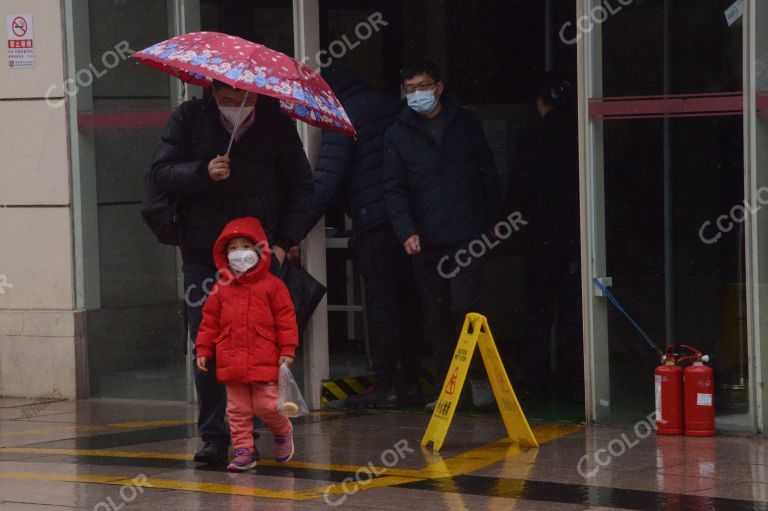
[1,398,768,510]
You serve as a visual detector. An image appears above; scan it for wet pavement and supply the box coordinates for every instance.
[0,398,767,510]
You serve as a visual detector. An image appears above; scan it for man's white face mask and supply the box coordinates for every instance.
[219,106,254,127]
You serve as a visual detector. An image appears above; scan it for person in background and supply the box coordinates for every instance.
[508,72,583,402]
[383,60,503,410]
[305,66,422,408]
[150,80,313,465]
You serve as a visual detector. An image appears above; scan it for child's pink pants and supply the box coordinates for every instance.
[225,382,292,451]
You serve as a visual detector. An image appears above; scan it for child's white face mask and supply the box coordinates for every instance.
[228,249,259,274]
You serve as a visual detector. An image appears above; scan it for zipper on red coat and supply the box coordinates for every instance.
[247,284,253,374]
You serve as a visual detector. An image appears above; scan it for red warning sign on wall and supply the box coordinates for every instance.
[6,14,34,68]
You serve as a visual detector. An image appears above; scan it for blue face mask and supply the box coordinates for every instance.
[406,89,438,114]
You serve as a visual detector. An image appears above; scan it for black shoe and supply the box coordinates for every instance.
[194,440,229,465]
[346,388,402,409]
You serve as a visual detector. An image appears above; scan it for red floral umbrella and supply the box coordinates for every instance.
[131,32,355,137]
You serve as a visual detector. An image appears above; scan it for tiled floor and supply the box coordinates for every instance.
[0,398,766,510]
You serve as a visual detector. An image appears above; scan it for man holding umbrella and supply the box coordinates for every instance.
[150,81,312,465]
[137,32,354,465]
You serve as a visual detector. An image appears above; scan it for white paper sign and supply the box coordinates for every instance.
[697,393,713,407]
[7,14,34,68]
[724,0,744,27]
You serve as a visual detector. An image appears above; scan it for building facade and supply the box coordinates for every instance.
[0,0,766,434]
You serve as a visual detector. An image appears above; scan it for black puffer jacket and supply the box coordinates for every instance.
[383,96,502,247]
[305,67,400,235]
[150,95,313,267]
[507,109,579,248]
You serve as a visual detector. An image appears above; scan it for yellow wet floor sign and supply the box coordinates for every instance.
[421,313,539,452]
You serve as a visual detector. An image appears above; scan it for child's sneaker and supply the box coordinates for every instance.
[227,448,259,471]
[274,427,294,463]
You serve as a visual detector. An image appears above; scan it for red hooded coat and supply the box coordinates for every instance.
[195,217,299,383]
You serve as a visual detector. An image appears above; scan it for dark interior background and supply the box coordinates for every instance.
[197,0,747,425]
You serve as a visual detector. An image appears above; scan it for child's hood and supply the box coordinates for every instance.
[212,217,271,280]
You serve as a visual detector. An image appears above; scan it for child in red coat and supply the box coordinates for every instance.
[195,217,298,471]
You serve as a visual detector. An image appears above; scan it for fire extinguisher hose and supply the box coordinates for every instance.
[593,278,664,357]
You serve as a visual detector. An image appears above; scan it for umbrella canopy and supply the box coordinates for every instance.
[131,32,355,137]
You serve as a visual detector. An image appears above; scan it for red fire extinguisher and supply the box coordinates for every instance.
[655,345,683,435]
[679,345,715,437]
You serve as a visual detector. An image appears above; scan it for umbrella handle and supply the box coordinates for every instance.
[225,91,249,156]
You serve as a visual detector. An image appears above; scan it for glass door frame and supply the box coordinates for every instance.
[577,0,610,425]
[577,0,764,432]
[745,0,768,433]
[292,0,330,410]
[172,0,202,404]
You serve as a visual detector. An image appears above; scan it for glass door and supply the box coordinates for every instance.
[72,0,189,400]
[581,0,750,430]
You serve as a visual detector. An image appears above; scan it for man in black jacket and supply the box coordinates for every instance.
[383,61,502,409]
[508,73,582,401]
[150,81,313,464]
[305,66,421,408]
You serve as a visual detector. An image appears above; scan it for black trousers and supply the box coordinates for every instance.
[355,223,422,389]
[523,247,584,391]
[410,242,483,381]
[183,262,228,443]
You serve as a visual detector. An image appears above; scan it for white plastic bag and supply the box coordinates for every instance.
[277,363,309,417]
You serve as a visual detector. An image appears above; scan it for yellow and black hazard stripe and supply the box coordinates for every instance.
[321,375,375,403]
[321,368,438,404]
